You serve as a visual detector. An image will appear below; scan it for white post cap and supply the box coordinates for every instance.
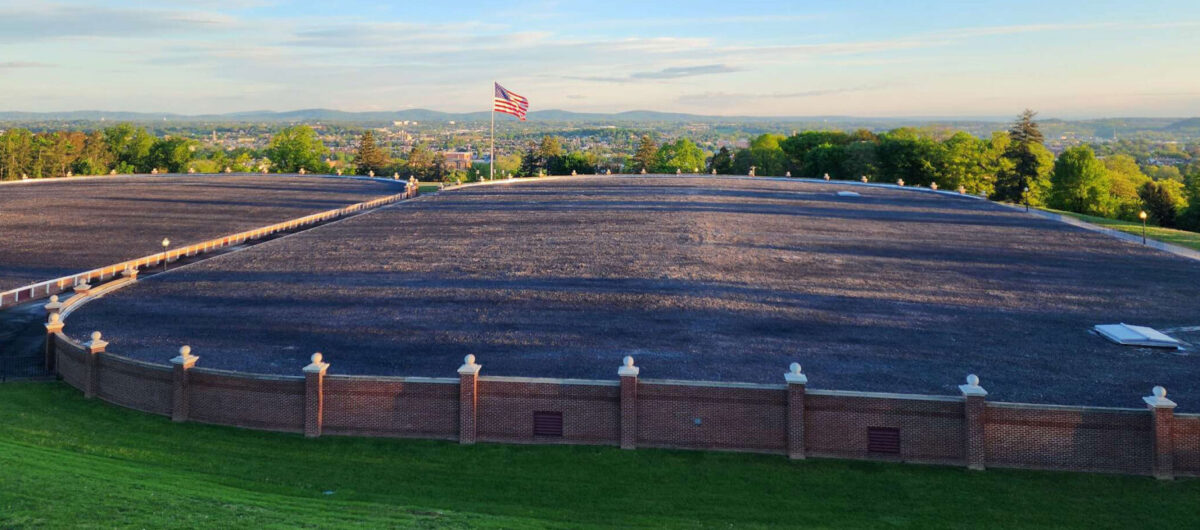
[171,345,199,366]
[959,374,988,397]
[618,355,640,377]
[458,354,481,375]
[1144,386,1177,409]
[784,362,807,384]
[304,352,330,374]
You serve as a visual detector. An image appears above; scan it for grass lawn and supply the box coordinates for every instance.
[1,383,1197,528]
[1041,207,1200,251]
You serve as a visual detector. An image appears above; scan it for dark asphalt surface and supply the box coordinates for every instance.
[65,176,1200,410]
[0,174,404,291]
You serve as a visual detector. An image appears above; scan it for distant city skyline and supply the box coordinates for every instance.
[1,0,1198,119]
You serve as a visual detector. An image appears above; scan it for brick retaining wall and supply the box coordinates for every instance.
[46,331,1192,479]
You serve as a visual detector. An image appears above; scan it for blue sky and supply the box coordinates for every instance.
[0,0,1198,118]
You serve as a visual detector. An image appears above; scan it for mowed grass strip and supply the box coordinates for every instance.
[1043,207,1200,251]
[1,383,1197,528]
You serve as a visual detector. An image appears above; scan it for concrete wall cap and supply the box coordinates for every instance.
[1144,385,1177,409]
[959,374,988,396]
[784,362,807,384]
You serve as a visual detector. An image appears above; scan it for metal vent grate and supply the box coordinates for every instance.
[867,427,901,454]
[533,411,563,437]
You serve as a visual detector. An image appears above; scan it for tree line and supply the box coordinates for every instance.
[6,115,1199,233]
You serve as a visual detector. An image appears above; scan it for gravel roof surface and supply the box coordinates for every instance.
[0,175,404,291]
[67,176,1200,409]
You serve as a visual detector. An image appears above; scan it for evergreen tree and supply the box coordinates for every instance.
[633,135,657,172]
[1139,180,1186,228]
[995,109,1050,203]
[354,131,389,176]
[709,146,734,174]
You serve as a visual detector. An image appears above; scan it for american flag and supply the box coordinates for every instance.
[493,82,529,121]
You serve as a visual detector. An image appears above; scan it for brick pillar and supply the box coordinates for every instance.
[170,346,198,422]
[303,353,330,438]
[785,363,807,460]
[1144,386,1177,480]
[458,354,481,445]
[43,312,64,373]
[83,331,107,399]
[618,356,640,450]
[959,374,988,471]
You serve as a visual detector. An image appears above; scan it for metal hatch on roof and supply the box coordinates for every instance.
[1093,323,1182,349]
[836,191,861,197]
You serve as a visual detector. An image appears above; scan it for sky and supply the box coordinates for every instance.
[0,0,1198,118]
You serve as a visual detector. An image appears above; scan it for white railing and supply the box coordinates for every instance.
[0,186,417,310]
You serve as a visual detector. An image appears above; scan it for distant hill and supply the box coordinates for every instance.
[1163,118,1200,134]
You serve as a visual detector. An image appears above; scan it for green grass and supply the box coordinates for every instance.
[1041,208,1200,251]
[417,184,442,194]
[1,383,1197,528]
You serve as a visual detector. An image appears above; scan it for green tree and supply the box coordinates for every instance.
[876,128,942,186]
[841,141,878,181]
[633,135,657,172]
[1179,171,1200,231]
[709,146,734,174]
[1103,155,1152,220]
[148,137,194,173]
[265,125,328,173]
[103,124,155,173]
[654,138,705,173]
[1048,146,1112,215]
[71,131,114,176]
[354,131,389,176]
[0,128,34,180]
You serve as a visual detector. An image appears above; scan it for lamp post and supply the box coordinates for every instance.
[161,238,171,272]
[1139,211,1148,244]
[1023,186,1030,212]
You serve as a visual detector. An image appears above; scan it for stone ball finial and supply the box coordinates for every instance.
[790,362,802,374]
[464,354,476,365]
[180,345,191,356]
[623,355,634,367]
[49,313,60,323]
[50,295,59,303]
[1153,385,1167,398]
[966,374,980,386]
[91,331,102,341]
[311,352,323,364]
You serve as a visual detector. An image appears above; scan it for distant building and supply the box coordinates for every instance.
[441,152,472,170]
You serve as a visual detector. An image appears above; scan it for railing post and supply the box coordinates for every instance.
[43,312,64,373]
[959,374,988,471]
[785,363,807,460]
[1144,386,1177,480]
[83,331,107,399]
[171,346,198,422]
[619,356,640,450]
[458,354,481,445]
[303,353,330,438]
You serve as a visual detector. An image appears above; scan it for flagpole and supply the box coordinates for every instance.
[490,82,495,181]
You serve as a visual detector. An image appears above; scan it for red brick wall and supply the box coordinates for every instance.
[985,403,1153,475]
[48,332,1187,477]
[805,391,966,464]
[95,355,172,416]
[636,381,787,453]
[54,336,86,390]
[322,376,459,439]
[186,369,305,432]
[477,377,620,445]
[1174,414,1200,477]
